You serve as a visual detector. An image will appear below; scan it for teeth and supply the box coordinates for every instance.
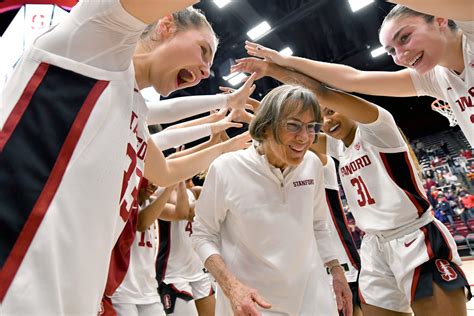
[329,124,340,132]
[409,53,422,67]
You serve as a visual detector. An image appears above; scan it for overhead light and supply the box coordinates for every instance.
[279,47,293,56]
[222,72,238,81]
[348,0,374,12]
[213,0,231,9]
[247,21,271,40]
[370,46,386,58]
[227,73,247,86]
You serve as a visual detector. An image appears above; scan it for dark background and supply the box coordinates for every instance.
[0,0,458,140]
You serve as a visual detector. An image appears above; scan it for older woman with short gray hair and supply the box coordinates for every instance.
[192,84,352,316]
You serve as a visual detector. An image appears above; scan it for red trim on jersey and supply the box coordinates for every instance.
[432,221,453,261]
[410,265,422,303]
[379,151,427,217]
[170,284,193,298]
[358,286,366,305]
[209,285,215,296]
[325,193,359,270]
[0,63,49,152]
[421,226,434,260]
[402,152,430,217]
[0,80,109,301]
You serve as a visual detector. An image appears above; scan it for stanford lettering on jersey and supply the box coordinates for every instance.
[293,179,314,187]
[119,111,147,222]
[339,155,372,177]
[454,86,474,112]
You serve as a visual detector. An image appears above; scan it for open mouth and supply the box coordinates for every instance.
[329,123,340,133]
[409,52,423,68]
[177,69,196,86]
[289,144,306,153]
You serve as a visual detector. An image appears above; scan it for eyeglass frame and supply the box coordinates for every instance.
[280,119,323,135]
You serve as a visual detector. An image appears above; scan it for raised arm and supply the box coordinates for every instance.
[233,58,379,124]
[158,181,192,221]
[147,72,257,125]
[120,0,200,24]
[388,0,474,21]
[137,186,175,231]
[144,131,251,187]
[241,41,416,97]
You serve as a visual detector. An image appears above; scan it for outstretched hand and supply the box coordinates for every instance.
[226,72,258,111]
[231,57,269,81]
[244,40,285,65]
[228,281,272,316]
[222,131,252,153]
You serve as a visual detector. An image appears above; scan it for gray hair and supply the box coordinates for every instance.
[250,85,321,144]
[140,7,218,44]
[381,5,457,34]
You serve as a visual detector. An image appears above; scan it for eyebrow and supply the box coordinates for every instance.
[204,42,214,63]
[384,25,408,50]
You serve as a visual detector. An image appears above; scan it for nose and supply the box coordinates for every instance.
[200,63,211,79]
[394,49,408,65]
[295,126,311,141]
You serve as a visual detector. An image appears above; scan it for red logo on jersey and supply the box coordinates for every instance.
[163,294,172,309]
[404,238,416,247]
[354,143,360,150]
[435,259,458,282]
[454,86,474,112]
[339,155,372,177]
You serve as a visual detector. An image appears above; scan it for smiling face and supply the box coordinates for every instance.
[321,107,357,147]
[379,15,449,74]
[262,109,317,170]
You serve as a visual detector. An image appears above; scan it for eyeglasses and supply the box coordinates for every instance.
[281,120,323,135]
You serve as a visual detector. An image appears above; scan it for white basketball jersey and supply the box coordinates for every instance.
[409,21,474,147]
[111,218,162,305]
[157,190,205,284]
[326,109,430,233]
[0,1,148,313]
[322,156,360,283]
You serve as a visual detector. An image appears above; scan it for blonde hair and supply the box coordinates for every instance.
[140,7,218,44]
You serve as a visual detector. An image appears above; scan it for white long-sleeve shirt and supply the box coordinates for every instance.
[192,145,338,315]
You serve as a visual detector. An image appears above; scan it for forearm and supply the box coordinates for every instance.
[145,140,226,187]
[165,114,216,131]
[147,94,227,125]
[120,0,199,24]
[151,124,212,150]
[205,254,241,298]
[137,188,173,231]
[174,183,191,220]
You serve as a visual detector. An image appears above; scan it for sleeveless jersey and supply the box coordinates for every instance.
[0,0,148,314]
[326,108,430,233]
[409,21,474,147]
[157,190,205,284]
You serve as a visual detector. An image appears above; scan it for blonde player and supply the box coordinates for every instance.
[241,1,474,147]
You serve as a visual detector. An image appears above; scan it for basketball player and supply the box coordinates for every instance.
[241,0,474,147]
[231,58,471,315]
[0,1,253,314]
[110,181,173,316]
[157,179,215,316]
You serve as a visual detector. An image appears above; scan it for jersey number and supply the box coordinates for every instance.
[185,221,193,237]
[138,231,153,248]
[350,176,375,207]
